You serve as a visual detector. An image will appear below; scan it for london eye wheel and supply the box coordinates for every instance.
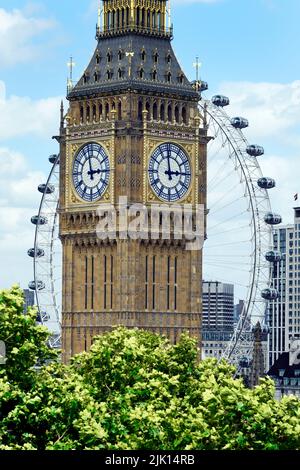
[28,92,280,365]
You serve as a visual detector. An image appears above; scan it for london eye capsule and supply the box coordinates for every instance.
[212,95,230,107]
[36,311,50,323]
[261,288,279,301]
[200,81,209,92]
[230,117,249,129]
[257,177,276,189]
[265,251,282,263]
[264,212,282,225]
[49,154,59,164]
[28,281,45,291]
[38,183,55,194]
[31,215,48,225]
[246,145,264,157]
[27,248,45,258]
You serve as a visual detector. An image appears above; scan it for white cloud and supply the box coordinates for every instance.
[0,147,46,289]
[0,81,61,140]
[215,80,300,222]
[0,7,55,67]
[218,80,300,140]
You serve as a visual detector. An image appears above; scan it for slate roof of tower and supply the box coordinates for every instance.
[68,33,199,101]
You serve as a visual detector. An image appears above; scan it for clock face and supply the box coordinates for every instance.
[148,143,192,202]
[72,142,110,202]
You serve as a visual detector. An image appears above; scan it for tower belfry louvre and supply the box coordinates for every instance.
[59,0,208,361]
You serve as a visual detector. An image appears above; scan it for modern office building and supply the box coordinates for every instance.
[268,344,300,399]
[202,281,234,359]
[268,207,300,370]
[234,299,244,327]
[23,289,35,313]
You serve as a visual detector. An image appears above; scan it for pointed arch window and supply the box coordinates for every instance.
[94,72,99,82]
[153,52,159,63]
[167,72,172,83]
[141,49,146,61]
[166,53,172,64]
[139,68,145,79]
[178,73,184,84]
[152,12,156,28]
[107,51,112,63]
[147,10,151,28]
[118,68,124,79]
[83,73,89,84]
[168,104,172,122]
[96,52,100,65]
[175,106,179,123]
[160,102,165,121]
[86,105,91,121]
[153,102,158,120]
[118,49,123,61]
[138,100,143,120]
[141,8,145,27]
[182,106,187,124]
[152,69,157,81]
[146,101,151,121]
[105,102,109,119]
[118,101,122,120]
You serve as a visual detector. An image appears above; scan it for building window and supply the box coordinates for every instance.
[91,256,94,310]
[85,256,88,310]
[145,255,148,309]
[152,256,156,310]
[104,255,107,309]
[167,256,171,310]
[110,255,114,309]
[174,256,178,310]
[153,102,158,120]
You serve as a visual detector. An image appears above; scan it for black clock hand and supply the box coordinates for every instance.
[166,147,172,181]
[87,155,94,181]
[165,170,190,177]
[88,168,110,177]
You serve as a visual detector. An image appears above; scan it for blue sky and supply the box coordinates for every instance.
[0,0,300,289]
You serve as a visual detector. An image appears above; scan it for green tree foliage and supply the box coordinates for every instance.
[0,286,300,450]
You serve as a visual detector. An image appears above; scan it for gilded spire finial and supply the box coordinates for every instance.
[126,40,134,78]
[193,56,202,92]
[67,56,76,93]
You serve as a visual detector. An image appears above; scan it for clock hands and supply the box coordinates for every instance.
[87,153,94,180]
[164,170,190,177]
[166,146,172,181]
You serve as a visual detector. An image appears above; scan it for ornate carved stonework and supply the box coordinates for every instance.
[60,0,207,362]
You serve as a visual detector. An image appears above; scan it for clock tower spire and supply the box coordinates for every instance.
[59,0,208,361]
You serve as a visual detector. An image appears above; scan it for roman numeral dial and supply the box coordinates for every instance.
[148,143,192,202]
[72,142,110,202]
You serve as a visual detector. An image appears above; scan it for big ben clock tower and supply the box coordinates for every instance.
[59,0,208,361]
